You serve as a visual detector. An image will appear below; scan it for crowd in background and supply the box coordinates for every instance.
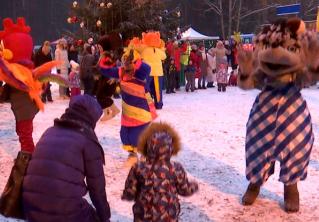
[165,39,239,93]
[32,37,115,103]
[31,36,240,107]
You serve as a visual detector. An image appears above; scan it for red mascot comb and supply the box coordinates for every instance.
[0,17,31,38]
[0,17,33,64]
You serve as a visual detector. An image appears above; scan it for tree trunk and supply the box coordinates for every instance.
[219,0,225,39]
[228,0,232,37]
[261,0,268,24]
[236,0,242,31]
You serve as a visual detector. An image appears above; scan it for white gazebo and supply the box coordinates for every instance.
[181,27,219,41]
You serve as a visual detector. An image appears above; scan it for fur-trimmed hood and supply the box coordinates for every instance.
[138,122,181,161]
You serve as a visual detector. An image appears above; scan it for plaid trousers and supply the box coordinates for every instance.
[245,84,314,185]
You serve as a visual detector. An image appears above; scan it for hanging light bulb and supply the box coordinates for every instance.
[96,20,102,27]
[107,2,113,8]
[100,2,105,8]
[67,17,72,24]
[80,22,84,28]
[72,1,78,8]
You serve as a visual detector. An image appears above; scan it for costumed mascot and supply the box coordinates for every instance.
[237,17,318,212]
[96,34,121,121]
[140,32,166,109]
[0,17,65,219]
[99,37,157,166]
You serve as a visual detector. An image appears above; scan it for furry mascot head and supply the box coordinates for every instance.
[237,17,318,89]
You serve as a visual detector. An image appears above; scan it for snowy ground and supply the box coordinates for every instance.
[0,84,318,222]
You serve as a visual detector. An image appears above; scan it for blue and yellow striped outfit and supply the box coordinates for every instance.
[99,60,157,152]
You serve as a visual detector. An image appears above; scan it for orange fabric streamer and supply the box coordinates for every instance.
[33,60,61,78]
[1,60,44,110]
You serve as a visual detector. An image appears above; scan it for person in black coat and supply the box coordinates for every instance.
[95,34,122,121]
[80,45,96,95]
[68,43,79,63]
[23,95,111,222]
[33,41,53,102]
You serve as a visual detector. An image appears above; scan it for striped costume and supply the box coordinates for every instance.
[245,83,314,185]
[99,60,157,152]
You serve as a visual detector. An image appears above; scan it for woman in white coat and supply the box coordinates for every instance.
[206,49,216,88]
[55,39,70,98]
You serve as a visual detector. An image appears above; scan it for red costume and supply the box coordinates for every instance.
[0,18,59,219]
[0,18,59,152]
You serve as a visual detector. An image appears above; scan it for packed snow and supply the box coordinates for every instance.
[0,84,318,222]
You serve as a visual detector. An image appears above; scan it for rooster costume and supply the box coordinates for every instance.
[0,18,60,218]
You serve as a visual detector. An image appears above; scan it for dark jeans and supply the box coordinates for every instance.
[166,72,176,93]
[180,64,186,87]
[81,77,95,96]
[175,70,180,89]
[185,72,195,91]
[41,83,52,102]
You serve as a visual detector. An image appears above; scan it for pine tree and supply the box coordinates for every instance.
[68,0,181,41]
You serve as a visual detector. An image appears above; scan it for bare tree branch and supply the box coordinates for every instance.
[240,4,279,19]
[232,0,237,11]
[203,0,222,14]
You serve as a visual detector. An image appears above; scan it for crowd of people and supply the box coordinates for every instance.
[0,16,318,222]
[31,35,240,107]
[165,39,238,93]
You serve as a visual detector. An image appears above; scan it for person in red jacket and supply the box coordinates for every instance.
[172,42,181,90]
[189,44,201,89]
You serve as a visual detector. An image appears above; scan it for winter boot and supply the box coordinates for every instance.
[0,151,32,219]
[242,183,261,206]
[284,183,299,213]
[124,152,138,168]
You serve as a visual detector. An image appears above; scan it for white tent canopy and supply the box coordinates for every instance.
[181,27,219,40]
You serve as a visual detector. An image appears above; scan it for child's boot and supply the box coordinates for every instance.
[284,183,299,213]
[242,183,260,205]
[125,151,138,168]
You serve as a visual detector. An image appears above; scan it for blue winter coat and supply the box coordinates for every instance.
[22,95,110,222]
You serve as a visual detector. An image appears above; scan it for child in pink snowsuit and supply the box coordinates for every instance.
[69,60,81,98]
